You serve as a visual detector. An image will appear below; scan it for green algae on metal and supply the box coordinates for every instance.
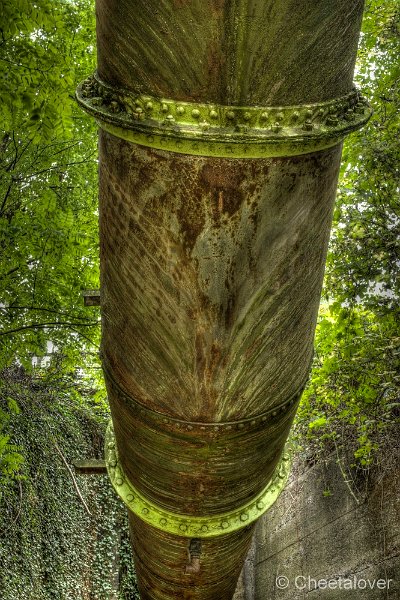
[105,421,291,538]
[76,74,372,158]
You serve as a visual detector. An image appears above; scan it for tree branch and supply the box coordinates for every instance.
[53,441,92,517]
[0,321,99,336]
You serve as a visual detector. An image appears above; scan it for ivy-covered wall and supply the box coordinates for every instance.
[0,368,139,600]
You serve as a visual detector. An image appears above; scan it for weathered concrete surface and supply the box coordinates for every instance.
[234,455,399,599]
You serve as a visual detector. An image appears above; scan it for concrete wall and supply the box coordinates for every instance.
[234,455,399,599]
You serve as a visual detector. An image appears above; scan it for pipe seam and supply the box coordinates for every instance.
[76,73,372,158]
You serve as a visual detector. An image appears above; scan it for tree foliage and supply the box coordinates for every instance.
[0,3,398,593]
[295,0,400,468]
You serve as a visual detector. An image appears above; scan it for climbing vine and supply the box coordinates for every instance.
[0,367,139,600]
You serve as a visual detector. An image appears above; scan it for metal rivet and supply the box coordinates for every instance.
[260,111,269,120]
[238,423,244,430]
[166,114,174,121]
[240,513,249,522]
[127,494,135,502]
[226,425,232,431]
[136,107,143,114]
[146,101,153,110]
[192,109,200,118]
[214,426,220,432]
[262,415,267,422]
[243,112,251,121]
[200,524,208,532]
[210,109,218,119]
[147,135,154,143]
[161,103,169,113]
[251,420,256,426]
[200,426,206,431]
[272,411,277,417]
[221,520,229,529]
[226,110,235,120]
[177,105,185,115]
[179,523,188,532]
[257,501,265,510]
[187,425,193,431]
[160,518,167,526]
[109,100,120,112]
[142,507,149,515]
[115,478,123,486]
[276,112,284,122]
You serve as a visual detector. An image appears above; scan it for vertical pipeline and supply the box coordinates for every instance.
[77,1,371,598]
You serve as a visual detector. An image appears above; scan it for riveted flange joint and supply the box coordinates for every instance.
[105,421,292,538]
[76,73,372,158]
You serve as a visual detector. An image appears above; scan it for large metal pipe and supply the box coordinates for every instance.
[77,1,370,598]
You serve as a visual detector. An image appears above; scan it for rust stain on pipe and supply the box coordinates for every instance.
[76,1,370,598]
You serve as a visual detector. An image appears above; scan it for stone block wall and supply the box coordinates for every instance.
[234,455,399,599]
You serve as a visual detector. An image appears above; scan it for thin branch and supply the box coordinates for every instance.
[53,441,92,517]
[0,480,23,535]
[334,440,360,505]
[0,321,99,336]
[0,179,14,215]
[0,306,90,319]
[0,259,38,280]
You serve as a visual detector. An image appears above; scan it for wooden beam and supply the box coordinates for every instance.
[82,289,101,306]
[73,459,107,474]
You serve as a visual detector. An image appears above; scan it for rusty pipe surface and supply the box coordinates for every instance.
[77,1,370,598]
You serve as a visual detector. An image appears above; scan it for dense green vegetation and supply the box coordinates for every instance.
[294,0,400,471]
[0,0,399,597]
[0,1,138,597]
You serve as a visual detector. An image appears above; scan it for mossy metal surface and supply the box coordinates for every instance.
[105,422,291,538]
[88,1,371,597]
[76,74,371,158]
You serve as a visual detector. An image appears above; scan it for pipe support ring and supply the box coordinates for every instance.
[105,421,291,538]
